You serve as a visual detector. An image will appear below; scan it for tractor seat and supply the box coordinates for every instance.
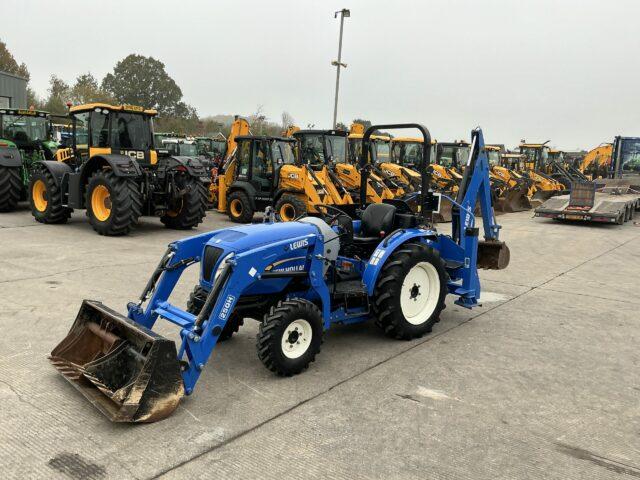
[353,203,396,244]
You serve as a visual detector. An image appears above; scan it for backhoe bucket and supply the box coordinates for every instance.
[49,300,183,423]
[477,240,510,270]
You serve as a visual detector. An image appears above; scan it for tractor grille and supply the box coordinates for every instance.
[202,246,224,282]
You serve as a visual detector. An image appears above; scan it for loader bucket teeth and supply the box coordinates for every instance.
[49,300,183,422]
[477,240,510,270]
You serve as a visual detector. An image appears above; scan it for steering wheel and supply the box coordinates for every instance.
[313,204,351,225]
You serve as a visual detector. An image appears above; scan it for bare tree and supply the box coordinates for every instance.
[281,111,295,130]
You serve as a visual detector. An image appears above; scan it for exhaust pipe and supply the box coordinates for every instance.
[49,300,183,422]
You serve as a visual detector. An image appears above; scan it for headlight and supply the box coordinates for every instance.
[214,253,234,282]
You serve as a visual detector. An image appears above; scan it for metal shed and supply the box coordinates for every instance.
[0,71,28,109]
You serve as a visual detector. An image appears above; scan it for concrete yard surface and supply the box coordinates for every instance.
[0,206,639,479]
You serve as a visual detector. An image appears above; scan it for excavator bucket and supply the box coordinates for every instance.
[49,300,183,423]
[477,240,510,270]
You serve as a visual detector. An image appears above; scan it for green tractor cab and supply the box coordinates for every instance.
[0,108,58,211]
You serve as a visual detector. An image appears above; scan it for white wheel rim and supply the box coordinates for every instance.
[281,319,312,359]
[400,262,440,325]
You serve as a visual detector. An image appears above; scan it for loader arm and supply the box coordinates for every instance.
[129,231,327,395]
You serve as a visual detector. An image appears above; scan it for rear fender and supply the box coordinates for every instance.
[362,228,439,296]
[164,156,210,181]
[0,147,21,167]
[229,181,257,209]
[82,155,142,183]
[35,160,72,186]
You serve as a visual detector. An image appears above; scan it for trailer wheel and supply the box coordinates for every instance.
[227,190,254,223]
[86,171,141,236]
[161,176,208,229]
[275,194,307,222]
[186,285,243,341]
[256,299,323,376]
[29,170,71,224]
[0,166,22,212]
[373,242,447,340]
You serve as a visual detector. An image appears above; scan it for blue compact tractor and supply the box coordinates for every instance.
[50,124,510,422]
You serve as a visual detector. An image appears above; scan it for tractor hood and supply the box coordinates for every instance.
[205,221,319,252]
[199,221,321,285]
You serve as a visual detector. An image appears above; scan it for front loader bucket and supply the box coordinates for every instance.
[49,300,183,423]
[498,187,533,213]
[477,240,510,270]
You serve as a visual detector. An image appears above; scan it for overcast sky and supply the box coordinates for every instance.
[5,0,640,149]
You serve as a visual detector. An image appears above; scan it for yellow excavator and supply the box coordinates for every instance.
[579,143,613,179]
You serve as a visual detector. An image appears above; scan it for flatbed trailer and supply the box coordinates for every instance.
[535,182,640,224]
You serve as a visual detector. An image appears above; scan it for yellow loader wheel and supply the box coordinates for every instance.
[275,194,307,222]
[227,190,254,223]
[29,170,71,224]
[86,171,141,236]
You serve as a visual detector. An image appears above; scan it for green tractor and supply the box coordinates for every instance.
[0,108,58,211]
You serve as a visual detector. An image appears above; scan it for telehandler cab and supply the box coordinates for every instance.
[29,103,210,235]
[48,123,510,422]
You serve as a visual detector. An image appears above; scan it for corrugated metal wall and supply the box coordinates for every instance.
[0,71,28,109]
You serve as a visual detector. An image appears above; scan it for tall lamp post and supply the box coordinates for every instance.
[332,8,350,128]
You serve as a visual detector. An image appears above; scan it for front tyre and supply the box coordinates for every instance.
[0,166,22,212]
[86,170,142,236]
[373,242,447,340]
[29,170,71,224]
[161,176,208,229]
[256,299,323,376]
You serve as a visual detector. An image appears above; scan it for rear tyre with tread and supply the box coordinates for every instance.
[161,176,208,229]
[256,299,323,376]
[275,194,307,222]
[227,190,254,223]
[29,170,71,224]
[186,285,243,341]
[373,242,447,340]
[0,166,22,212]
[86,170,141,236]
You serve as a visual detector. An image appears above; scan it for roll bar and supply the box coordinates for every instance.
[359,123,433,221]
